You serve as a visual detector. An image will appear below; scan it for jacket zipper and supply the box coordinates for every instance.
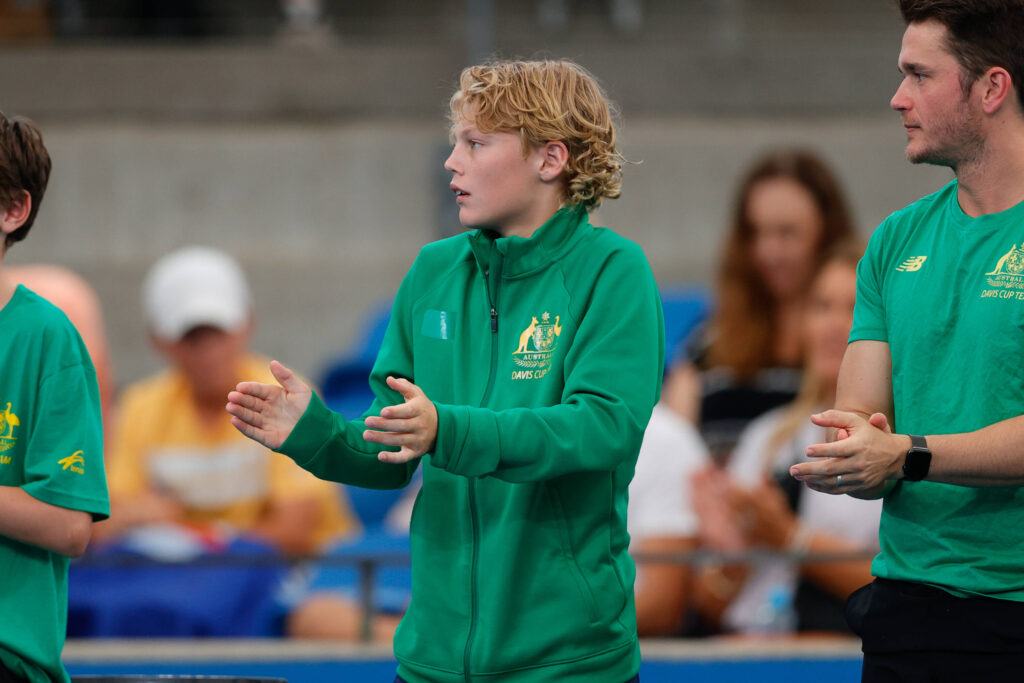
[464,478,480,683]
[463,255,503,683]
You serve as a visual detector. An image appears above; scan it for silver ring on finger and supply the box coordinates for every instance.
[836,474,843,487]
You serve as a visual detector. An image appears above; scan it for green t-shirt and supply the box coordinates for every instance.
[0,285,109,682]
[851,180,1024,600]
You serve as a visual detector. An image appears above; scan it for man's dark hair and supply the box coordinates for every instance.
[897,0,1024,111]
[0,112,52,249]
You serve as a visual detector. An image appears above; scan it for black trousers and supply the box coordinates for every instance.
[847,578,1024,683]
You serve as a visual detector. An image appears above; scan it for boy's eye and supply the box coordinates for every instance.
[469,140,482,149]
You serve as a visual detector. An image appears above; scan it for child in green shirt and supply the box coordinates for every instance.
[0,112,109,682]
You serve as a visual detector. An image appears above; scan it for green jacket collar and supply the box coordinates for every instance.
[469,205,592,279]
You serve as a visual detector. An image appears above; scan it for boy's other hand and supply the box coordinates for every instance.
[364,376,438,464]
[226,360,311,450]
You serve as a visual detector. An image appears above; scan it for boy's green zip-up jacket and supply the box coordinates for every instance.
[279,206,664,682]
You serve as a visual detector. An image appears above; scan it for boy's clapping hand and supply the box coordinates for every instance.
[364,376,438,463]
[227,360,312,451]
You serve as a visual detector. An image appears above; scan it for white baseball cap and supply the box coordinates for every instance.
[143,246,252,342]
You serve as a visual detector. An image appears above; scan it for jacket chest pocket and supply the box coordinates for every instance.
[413,309,458,402]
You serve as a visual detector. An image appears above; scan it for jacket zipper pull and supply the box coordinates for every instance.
[490,308,498,333]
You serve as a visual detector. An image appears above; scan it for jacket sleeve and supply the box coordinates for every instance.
[274,259,423,491]
[430,243,665,483]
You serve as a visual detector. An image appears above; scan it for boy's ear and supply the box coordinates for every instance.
[537,141,570,182]
[0,190,32,236]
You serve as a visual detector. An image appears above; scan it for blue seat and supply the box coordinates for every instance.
[300,529,412,614]
[343,484,405,530]
[659,283,712,369]
[319,300,392,420]
[317,301,408,530]
[68,536,287,638]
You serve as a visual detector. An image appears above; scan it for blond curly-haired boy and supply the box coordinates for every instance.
[229,60,663,683]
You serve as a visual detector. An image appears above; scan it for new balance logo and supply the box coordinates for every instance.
[896,256,928,272]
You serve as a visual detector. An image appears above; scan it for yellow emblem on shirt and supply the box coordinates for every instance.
[0,401,20,453]
[59,451,86,474]
[980,243,1024,300]
[896,256,928,272]
[511,312,562,380]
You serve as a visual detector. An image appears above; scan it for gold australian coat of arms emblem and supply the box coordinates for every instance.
[512,312,562,378]
[0,401,20,453]
[986,243,1024,291]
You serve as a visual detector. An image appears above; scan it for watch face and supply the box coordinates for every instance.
[904,448,932,481]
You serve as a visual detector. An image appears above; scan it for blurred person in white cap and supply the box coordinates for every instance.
[95,246,356,557]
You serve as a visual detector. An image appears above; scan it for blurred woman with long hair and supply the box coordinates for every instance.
[663,149,858,463]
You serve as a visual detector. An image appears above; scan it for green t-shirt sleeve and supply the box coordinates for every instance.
[850,220,890,344]
[21,361,109,520]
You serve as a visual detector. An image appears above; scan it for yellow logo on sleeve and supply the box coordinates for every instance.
[59,451,86,474]
[896,256,928,272]
[0,401,20,453]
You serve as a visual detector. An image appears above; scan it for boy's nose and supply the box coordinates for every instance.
[444,149,459,173]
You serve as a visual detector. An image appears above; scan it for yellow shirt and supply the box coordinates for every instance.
[107,354,354,549]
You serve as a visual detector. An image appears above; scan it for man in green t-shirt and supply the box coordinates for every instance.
[0,112,109,682]
[789,1,1024,681]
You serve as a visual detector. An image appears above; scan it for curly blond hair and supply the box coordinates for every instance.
[449,60,623,211]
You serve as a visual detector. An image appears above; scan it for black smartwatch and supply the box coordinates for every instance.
[902,434,932,481]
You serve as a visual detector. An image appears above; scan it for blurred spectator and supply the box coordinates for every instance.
[96,246,355,557]
[628,404,709,636]
[691,241,881,636]
[275,0,334,51]
[662,149,858,464]
[6,264,115,429]
[280,0,323,32]
[0,0,51,42]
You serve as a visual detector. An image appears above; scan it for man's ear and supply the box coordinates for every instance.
[979,66,1014,116]
[0,190,31,237]
[537,140,570,182]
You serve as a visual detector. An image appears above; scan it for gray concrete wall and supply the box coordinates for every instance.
[2,1,904,120]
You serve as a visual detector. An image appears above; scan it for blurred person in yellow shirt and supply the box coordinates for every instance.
[97,246,354,556]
